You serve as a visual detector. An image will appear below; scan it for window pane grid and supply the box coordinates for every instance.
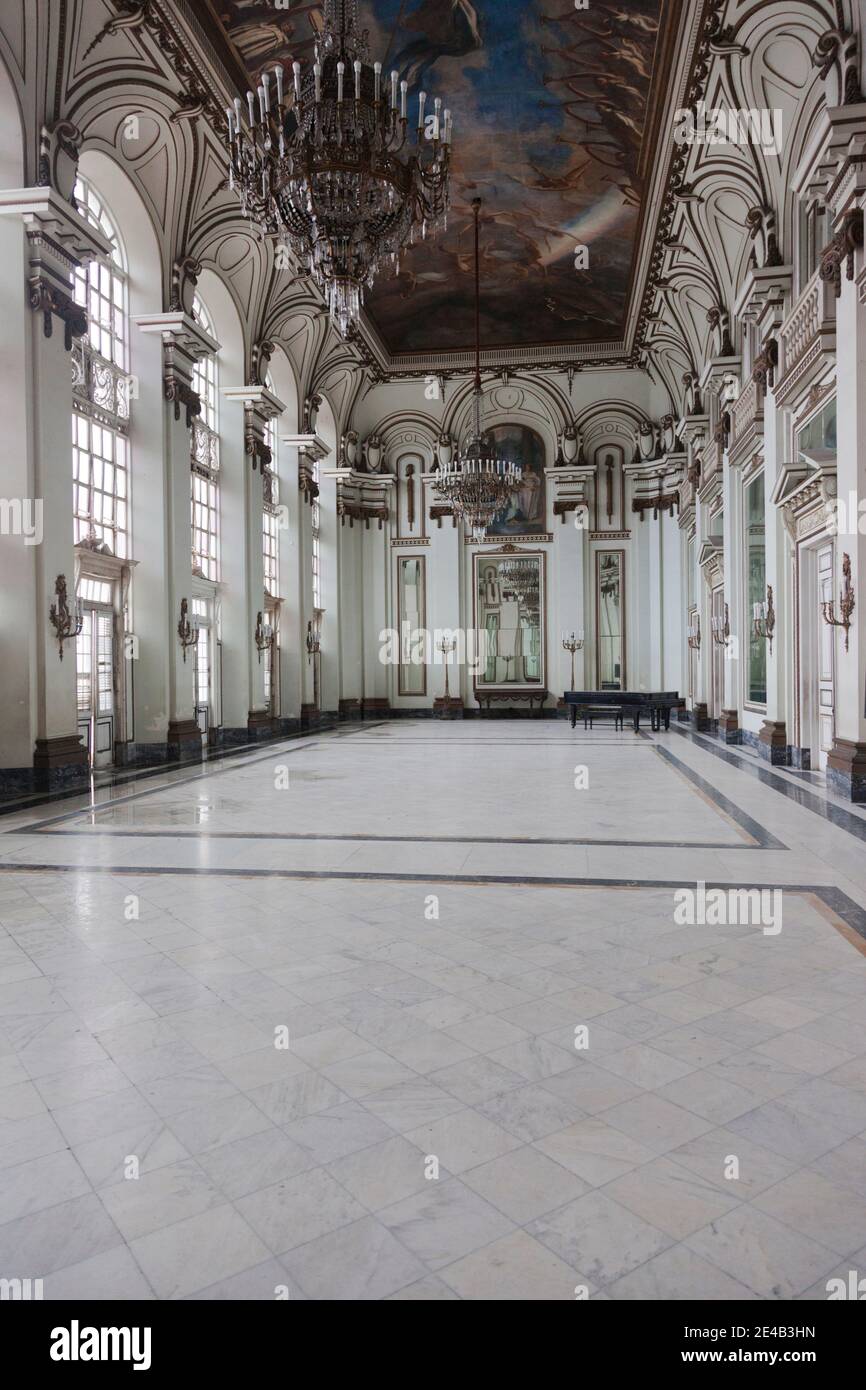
[72,410,130,558]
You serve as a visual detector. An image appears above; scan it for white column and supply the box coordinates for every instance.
[223,385,284,740]
[135,311,217,760]
[827,191,866,798]
[0,188,110,788]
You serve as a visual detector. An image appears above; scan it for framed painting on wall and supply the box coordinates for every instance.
[484,425,547,535]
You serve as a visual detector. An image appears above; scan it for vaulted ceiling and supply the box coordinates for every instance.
[211,1,681,356]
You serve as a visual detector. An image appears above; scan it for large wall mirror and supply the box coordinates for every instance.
[474,552,545,689]
[596,549,625,689]
[397,556,426,697]
[745,474,766,705]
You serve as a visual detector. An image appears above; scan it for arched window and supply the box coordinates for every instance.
[71,176,130,558]
[190,294,219,581]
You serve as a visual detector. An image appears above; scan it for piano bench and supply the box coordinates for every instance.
[575,705,624,731]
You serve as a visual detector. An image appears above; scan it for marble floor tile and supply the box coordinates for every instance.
[685,1206,839,1299]
[98,1158,223,1241]
[378,1178,515,1269]
[327,1134,436,1210]
[236,1167,366,1255]
[439,1229,581,1300]
[460,1144,589,1223]
[129,1204,271,1299]
[527,1191,673,1286]
[282,1215,426,1300]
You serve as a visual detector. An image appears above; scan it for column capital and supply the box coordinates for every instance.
[0,186,113,352]
[281,433,329,462]
[222,384,286,418]
[136,313,218,427]
[223,385,285,471]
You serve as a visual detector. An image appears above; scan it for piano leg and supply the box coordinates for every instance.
[633,710,640,733]
[570,706,576,729]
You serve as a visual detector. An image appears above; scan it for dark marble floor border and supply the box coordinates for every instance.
[670,724,866,845]
[28,828,772,850]
[652,746,786,850]
[0,860,860,942]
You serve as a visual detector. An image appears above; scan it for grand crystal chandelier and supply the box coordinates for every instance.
[225,0,453,335]
[434,198,521,542]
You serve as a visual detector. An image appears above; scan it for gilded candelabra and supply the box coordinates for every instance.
[561,631,584,691]
[437,637,456,699]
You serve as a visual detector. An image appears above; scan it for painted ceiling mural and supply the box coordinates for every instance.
[213,1,671,354]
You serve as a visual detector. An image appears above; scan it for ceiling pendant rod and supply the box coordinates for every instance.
[473,196,481,397]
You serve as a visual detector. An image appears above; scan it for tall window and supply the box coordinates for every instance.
[72,177,130,558]
[311,456,322,611]
[190,295,219,581]
[263,387,280,597]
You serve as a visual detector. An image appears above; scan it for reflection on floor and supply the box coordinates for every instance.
[1,720,866,1300]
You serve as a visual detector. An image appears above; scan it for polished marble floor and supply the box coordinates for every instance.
[1,720,866,1300]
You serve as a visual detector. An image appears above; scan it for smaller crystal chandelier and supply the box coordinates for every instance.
[434,199,521,541]
[499,557,537,601]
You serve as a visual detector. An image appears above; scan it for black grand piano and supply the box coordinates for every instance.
[564,690,680,733]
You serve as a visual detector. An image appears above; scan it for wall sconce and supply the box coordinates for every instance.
[753,585,776,655]
[178,597,199,663]
[49,574,83,661]
[822,553,855,652]
[711,603,730,647]
[687,615,701,651]
[255,611,273,663]
[561,631,585,691]
[306,619,321,663]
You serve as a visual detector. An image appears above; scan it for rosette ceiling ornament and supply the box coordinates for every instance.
[225,0,453,336]
[434,198,521,542]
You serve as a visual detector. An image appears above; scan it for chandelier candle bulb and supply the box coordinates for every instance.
[391,70,398,109]
[293,61,302,101]
[433,97,441,140]
[262,71,271,111]
[355,60,362,100]
[401,80,408,119]
[274,65,284,107]
[314,63,322,102]
[374,61,382,102]
[226,106,235,141]
[246,90,256,126]
[418,91,427,131]
[337,62,345,102]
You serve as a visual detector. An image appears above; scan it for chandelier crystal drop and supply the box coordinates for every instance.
[225,0,453,336]
[434,198,521,542]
